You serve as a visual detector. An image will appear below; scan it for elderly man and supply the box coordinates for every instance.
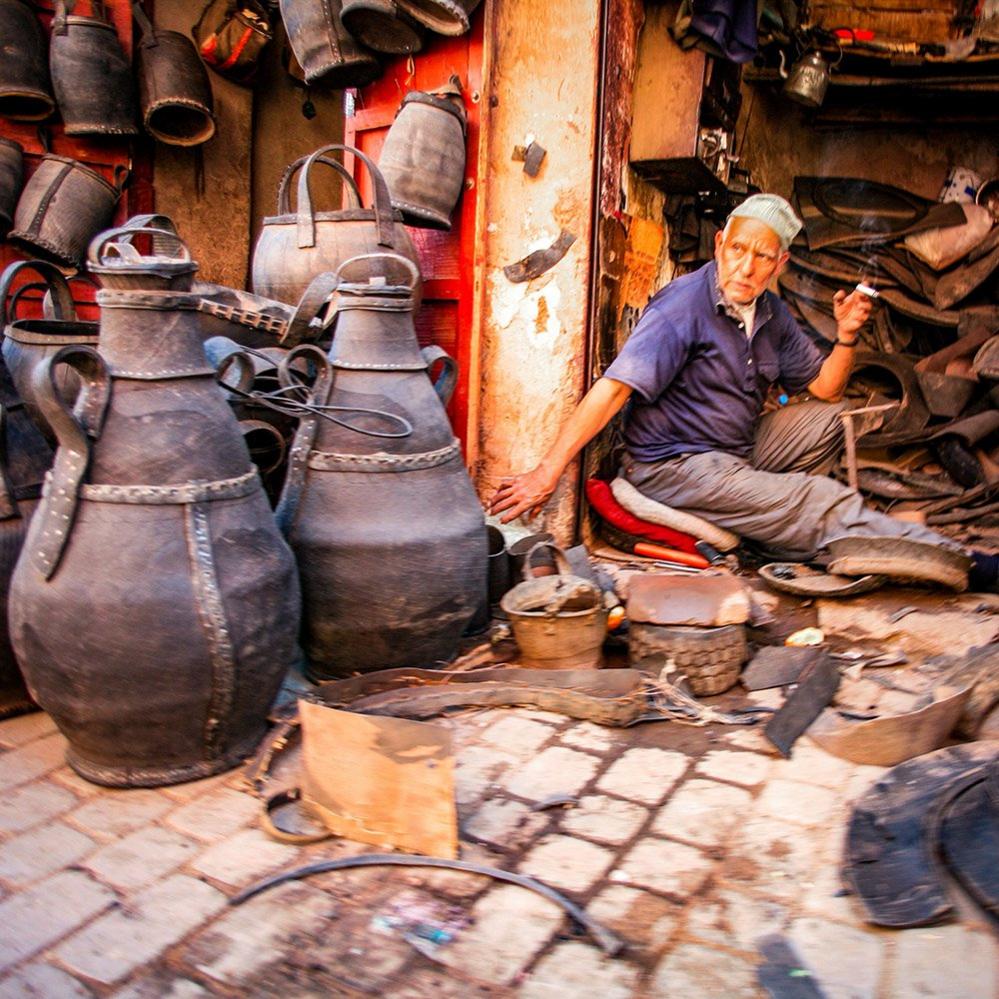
[489,193,984,574]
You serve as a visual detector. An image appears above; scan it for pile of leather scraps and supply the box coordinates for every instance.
[784,176,999,537]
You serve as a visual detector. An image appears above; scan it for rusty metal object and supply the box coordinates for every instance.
[50,0,137,136]
[0,0,55,121]
[395,0,480,35]
[378,88,467,231]
[9,155,126,267]
[844,743,999,928]
[0,137,22,235]
[826,536,971,591]
[251,144,422,307]
[504,229,578,283]
[759,563,886,598]
[809,684,972,767]
[627,572,749,627]
[501,543,608,669]
[279,0,382,87]
[0,259,99,442]
[340,0,425,54]
[277,253,486,678]
[8,224,301,787]
[134,3,216,147]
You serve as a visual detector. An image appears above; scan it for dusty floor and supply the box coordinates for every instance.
[1,646,997,999]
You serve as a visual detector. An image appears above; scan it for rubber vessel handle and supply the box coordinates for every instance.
[336,251,420,291]
[421,345,458,406]
[0,260,77,326]
[87,225,192,268]
[277,155,362,214]
[295,143,396,251]
[523,540,574,581]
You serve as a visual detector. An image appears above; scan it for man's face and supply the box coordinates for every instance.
[714,216,789,305]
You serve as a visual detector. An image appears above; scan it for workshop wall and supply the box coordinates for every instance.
[738,85,999,201]
[150,0,252,288]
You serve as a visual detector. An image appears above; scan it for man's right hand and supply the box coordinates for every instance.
[488,465,560,523]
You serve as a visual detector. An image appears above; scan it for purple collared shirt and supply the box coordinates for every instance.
[604,261,824,463]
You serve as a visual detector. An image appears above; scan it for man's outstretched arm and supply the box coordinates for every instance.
[488,377,634,523]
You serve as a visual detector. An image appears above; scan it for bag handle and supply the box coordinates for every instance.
[53,0,73,34]
[294,144,396,251]
[421,345,458,406]
[282,271,339,348]
[8,282,51,321]
[0,260,77,327]
[277,155,363,215]
[132,1,157,46]
[523,540,574,582]
[29,345,111,579]
[336,251,420,291]
[88,225,192,268]
[239,418,287,477]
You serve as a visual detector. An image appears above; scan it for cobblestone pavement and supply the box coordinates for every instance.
[0,703,997,998]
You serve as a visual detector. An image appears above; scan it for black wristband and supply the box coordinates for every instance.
[835,337,859,347]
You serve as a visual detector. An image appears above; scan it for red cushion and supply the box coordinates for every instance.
[585,479,699,555]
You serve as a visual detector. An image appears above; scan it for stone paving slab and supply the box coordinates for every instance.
[1,703,997,998]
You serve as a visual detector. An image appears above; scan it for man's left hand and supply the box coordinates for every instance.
[832,289,873,341]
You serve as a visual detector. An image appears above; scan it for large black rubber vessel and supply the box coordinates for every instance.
[279,0,381,87]
[278,253,486,677]
[50,0,138,136]
[9,224,301,787]
[0,0,55,121]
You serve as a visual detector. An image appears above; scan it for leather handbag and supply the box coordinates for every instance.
[193,0,273,83]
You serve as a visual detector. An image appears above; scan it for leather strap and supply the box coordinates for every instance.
[0,404,20,521]
[30,346,111,579]
[0,259,77,327]
[276,155,362,214]
[185,502,237,759]
[281,272,339,348]
[308,438,461,473]
[80,468,259,505]
[274,346,333,535]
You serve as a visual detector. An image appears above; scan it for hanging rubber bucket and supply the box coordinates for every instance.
[500,542,608,669]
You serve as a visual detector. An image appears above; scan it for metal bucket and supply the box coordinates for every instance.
[279,0,382,87]
[0,138,23,235]
[251,143,422,306]
[395,0,480,36]
[49,0,138,137]
[340,0,425,55]
[379,88,467,231]
[134,5,216,146]
[9,155,127,267]
[500,542,608,669]
[0,0,55,121]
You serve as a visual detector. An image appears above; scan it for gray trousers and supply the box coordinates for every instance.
[623,400,958,559]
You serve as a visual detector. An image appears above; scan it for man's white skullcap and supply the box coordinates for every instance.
[727,193,802,250]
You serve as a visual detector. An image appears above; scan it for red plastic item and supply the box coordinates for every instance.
[585,479,700,555]
[633,542,710,569]
[834,28,875,41]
